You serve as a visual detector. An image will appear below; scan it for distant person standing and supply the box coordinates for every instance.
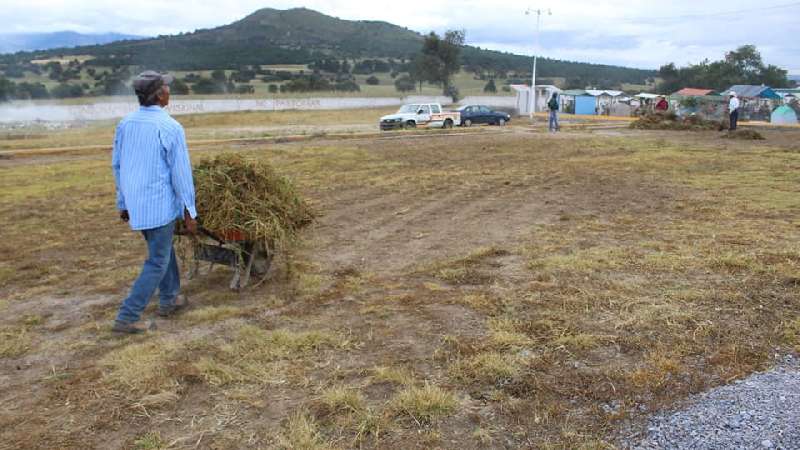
[728,91,740,130]
[655,96,669,112]
[111,71,198,334]
[547,92,560,133]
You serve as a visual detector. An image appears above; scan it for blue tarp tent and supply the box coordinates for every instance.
[575,96,596,115]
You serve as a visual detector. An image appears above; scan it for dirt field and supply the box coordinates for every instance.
[1,112,799,449]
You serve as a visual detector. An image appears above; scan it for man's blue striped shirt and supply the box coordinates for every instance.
[112,106,197,231]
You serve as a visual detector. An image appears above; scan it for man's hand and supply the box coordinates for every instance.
[119,210,129,223]
[183,209,198,235]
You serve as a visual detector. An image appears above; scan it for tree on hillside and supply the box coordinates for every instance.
[192,78,226,94]
[171,78,190,95]
[211,69,227,83]
[657,45,790,93]
[51,83,84,99]
[0,77,15,102]
[412,30,465,95]
[483,79,497,93]
[16,82,49,99]
[394,75,416,93]
[411,53,440,92]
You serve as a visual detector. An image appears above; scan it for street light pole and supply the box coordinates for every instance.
[526,8,550,122]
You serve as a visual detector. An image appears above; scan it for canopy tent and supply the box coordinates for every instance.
[585,89,624,97]
[724,85,780,99]
[673,88,716,96]
[771,105,798,125]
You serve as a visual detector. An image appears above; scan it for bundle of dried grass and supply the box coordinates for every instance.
[193,153,314,251]
[630,113,720,131]
[721,129,766,140]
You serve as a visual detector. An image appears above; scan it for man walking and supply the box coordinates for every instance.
[547,92,560,133]
[728,91,740,131]
[112,71,197,334]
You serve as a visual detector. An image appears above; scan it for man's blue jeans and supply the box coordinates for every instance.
[549,110,559,132]
[116,221,180,323]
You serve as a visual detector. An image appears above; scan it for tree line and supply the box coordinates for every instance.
[1,39,792,103]
[657,45,791,93]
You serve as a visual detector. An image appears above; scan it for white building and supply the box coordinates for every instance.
[511,84,562,115]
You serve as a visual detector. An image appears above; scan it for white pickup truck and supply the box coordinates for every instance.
[379,103,461,130]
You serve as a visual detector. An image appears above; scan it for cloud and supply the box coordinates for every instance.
[1,0,797,71]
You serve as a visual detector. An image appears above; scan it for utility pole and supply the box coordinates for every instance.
[526,7,551,121]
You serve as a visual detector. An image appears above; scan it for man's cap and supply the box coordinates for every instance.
[133,70,174,97]
[729,91,737,97]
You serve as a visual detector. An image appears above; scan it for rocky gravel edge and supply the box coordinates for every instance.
[622,355,800,450]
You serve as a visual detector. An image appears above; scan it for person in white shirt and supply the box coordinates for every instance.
[728,92,740,131]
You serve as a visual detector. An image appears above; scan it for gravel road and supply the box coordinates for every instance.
[631,355,800,450]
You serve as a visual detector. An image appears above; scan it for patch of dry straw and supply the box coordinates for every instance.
[193,153,314,251]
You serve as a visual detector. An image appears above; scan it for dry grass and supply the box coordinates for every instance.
[194,325,345,387]
[0,326,31,358]
[181,305,244,324]
[390,384,458,424]
[371,366,416,386]
[783,318,800,352]
[422,246,507,285]
[274,413,333,450]
[1,118,799,448]
[101,339,182,395]
[320,385,366,414]
[133,432,167,450]
[192,153,314,251]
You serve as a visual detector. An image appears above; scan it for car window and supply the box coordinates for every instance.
[418,105,431,114]
[479,106,491,113]
[431,105,441,114]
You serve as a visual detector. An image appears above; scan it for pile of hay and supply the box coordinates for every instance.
[631,113,720,131]
[722,129,766,140]
[193,153,314,250]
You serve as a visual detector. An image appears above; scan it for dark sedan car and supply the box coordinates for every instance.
[458,105,511,127]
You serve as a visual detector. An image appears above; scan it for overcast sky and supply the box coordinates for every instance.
[2,0,798,73]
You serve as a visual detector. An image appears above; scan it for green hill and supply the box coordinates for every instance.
[1,8,653,84]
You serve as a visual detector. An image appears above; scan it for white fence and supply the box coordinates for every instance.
[0,95,456,123]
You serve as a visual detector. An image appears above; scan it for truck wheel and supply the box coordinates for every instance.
[444,119,453,129]
[463,119,472,127]
[405,121,416,129]
[498,118,506,126]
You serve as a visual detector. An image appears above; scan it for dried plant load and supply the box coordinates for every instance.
[721,129,766,140]
[193,153,314,251]
[630,113,721,131]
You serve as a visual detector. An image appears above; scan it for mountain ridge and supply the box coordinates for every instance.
[0,8,655,86]
[0,31,145,54]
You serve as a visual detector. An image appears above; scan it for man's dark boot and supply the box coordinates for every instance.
[158,294,189,318]
[112,320,150,334]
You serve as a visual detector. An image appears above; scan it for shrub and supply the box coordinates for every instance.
[394,75,415,93]
[334,80,360,92]
[191,78,225,94]
[50,83,84,98]
[170,78,190,95]
[444,85,461,102]
[233,84,255,94]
